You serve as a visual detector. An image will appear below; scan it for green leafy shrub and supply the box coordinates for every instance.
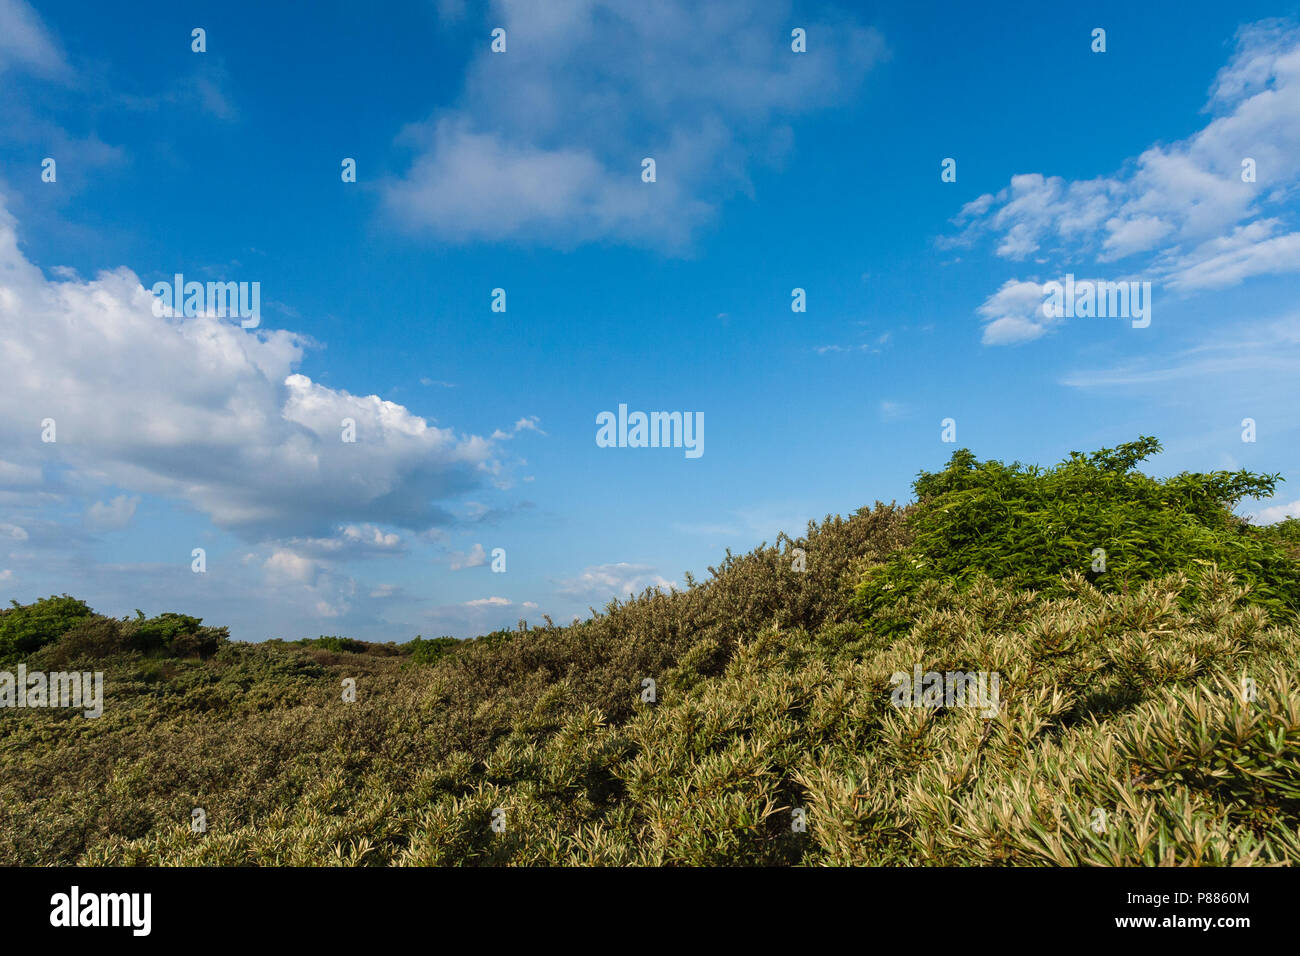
[23,609,228,665]
[38,615,127,663]
[855,437,1300,631]
[0,594,94,663]
[128,612,200,653]
[407,635,461,665]
[124,611,227,658]
[1254,517,1300,561]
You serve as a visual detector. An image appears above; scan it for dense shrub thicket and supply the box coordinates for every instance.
[406,636,461,665]
[1,439,1297,866]
[855,437,1300,633]
[17,607,230,667]
[0,595,94,663]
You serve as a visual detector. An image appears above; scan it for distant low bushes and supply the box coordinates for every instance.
[293,635,372,655]
[5,601,230,666]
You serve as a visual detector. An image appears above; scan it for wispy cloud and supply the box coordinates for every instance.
[1061,314,1300,389]
[0,0,69,79]
[382,0,886,248]
[555,562,676,601]
[673,503,816,543]
[117,65,240,122]
[491,415,547,440]
[450,542,487,569]
[84,494,139,531]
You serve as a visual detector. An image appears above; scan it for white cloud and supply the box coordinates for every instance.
[957,23,1300,264]
[0,0,69,78]
[314,599,345,619]
[263,549,319,585]
[464,596,511,607]
[556,562,676,600]
[1061,312,1300,389]
[956,21,1300,343]
[1162,222,1300,292]
[1250,498,1300,524]
[815,330,891,355]
[450,542,487,570]
[0,458,41,488]
[1102,214,1174,260]
[341,524,401,549]
[975,278,1055,345]
[260,544,367,620]
[0,195,503,539]
[491,415,547,440]
[85,494,139,531]
[383,0,886,247]
[273,525,405,560]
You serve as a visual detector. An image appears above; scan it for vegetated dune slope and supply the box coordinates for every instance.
[2,438,1298,866]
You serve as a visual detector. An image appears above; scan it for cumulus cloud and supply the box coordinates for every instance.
[1250,498,1300,524]
[383,0,886,248]
[956,21,1300,343]
[450,542,487,570]
[556,562,676,600]
[259,545,363,619]
[341,523,401,550]
[263,548,319,585]
[270,525,405,562]
[956,22,1300,267]
[0,196,503,539]
[975,278,1056,345]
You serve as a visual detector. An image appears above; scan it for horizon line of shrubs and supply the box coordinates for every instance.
[5,436,1299,670]
[0,594,482,667]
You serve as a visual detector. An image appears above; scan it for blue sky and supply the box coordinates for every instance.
[2,0,1299,641]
